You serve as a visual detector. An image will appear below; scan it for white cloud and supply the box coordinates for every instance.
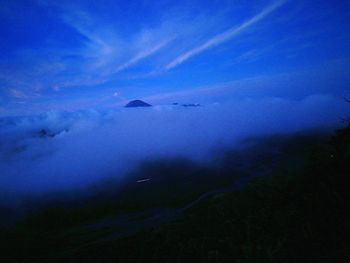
[113,39,172,73]
[165,0,288,70]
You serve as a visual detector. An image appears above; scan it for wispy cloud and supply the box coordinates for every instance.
[9,89,28,99]
[164,0,288,70]
[8,88,41,100]
[1,1,239,96]
[113,39,172,74]
[143,57,350,105]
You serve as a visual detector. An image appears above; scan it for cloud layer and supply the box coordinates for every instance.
[0,95,348,204]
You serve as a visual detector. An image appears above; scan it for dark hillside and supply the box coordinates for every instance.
[0,125,349,262]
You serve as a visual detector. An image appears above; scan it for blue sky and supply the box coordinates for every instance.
[0,0,350,115]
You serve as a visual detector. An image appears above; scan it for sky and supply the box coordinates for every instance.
[0,0,350,115]
[1,0,350,202]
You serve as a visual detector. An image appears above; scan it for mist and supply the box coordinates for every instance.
[0,94,348,204]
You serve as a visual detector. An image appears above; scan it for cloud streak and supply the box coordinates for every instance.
[113,39,172,74]
[165,0,288,70]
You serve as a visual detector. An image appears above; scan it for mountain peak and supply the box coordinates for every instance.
[125,100,152,108]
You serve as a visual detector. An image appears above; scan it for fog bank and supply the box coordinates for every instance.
[0,94,348,202]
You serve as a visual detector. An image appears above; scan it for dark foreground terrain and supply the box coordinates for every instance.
[0,123,349,262]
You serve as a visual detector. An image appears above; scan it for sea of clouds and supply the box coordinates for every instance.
[0,94,349,203]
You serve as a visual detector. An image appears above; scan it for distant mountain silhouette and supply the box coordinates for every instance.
[38,128,69,138]
[182,103,201,107]
[125,100,152,108]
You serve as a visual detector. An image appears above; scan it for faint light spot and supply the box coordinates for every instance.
[136,178,151,183]
[52,85,60,91]
[10,89,27,99]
